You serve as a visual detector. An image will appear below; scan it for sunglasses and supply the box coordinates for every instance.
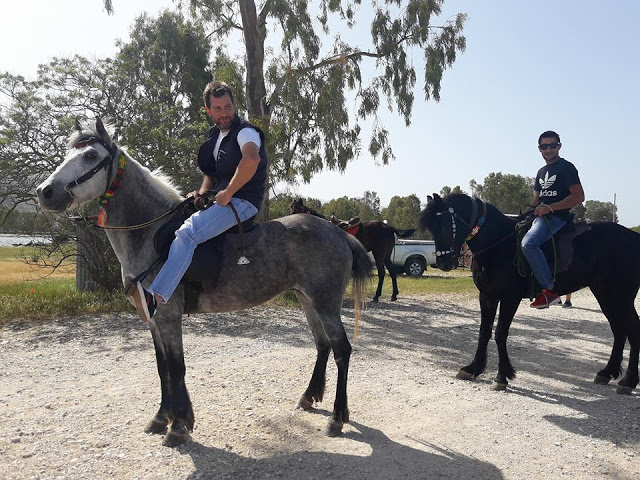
[538,142,560,150]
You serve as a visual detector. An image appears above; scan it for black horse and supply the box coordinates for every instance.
[420,193,640,393]
[329,214,416,302]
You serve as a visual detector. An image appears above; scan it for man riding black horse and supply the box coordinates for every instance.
[522,130,585,308]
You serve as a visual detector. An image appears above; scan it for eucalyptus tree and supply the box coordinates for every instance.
[106,0,467,218]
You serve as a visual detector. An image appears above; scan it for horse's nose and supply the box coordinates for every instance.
[38,184,53,200]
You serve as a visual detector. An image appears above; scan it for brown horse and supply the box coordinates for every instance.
[289,198,326,219]
[330,214,416,302]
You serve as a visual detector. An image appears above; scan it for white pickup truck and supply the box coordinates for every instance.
[390,239,437,277]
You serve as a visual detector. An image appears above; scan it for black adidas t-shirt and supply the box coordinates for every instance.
[534,157,581,221]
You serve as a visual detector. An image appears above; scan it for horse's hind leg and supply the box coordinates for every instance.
[372,255,386,302]
[590,286,627,386]
[616,302,640,394]
[295,292,331,409]
[297,293,351,436]
[384,256,399,301]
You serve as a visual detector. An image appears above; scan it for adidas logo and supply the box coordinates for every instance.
[539,172,556,189]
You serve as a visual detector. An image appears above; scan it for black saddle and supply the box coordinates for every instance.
[153,199,257,311]
[541,217,590,273]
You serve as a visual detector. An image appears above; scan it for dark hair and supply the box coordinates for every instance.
[538,130,561,144]
[203,81,234,108]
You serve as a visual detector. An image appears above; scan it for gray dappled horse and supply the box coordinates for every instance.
[36,119,371,446]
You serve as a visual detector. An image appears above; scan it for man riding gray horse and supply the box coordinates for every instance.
[128,80,267,323]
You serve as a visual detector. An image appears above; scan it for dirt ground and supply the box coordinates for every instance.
[1,289,639,480]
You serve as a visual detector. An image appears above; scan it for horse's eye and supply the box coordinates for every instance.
[84,150,98,161]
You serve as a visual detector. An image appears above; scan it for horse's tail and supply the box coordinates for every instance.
[345,234,373,341]
[394,228,416,238]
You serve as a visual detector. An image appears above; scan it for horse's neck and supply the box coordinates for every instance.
[466,202,515,252]
[104,158,182,275]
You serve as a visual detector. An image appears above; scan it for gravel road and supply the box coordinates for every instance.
[1,290,639,480]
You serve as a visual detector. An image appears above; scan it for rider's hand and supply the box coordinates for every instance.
[186,190,200,199]
[215,189,232,206]
[534,204,553,217]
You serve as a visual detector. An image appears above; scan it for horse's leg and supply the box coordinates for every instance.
[372,254,385,302]
[384,256,399,301]
[151,314,194,447]
[457,292,498,380]
[590,285,626,385]
[310,299,352,436]
[295,292,331,409]
[618,307,640,393]
[492,296,520,391]
[145,324,173,435]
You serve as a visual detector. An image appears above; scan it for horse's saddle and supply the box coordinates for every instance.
[153,200,258,311]
[541,219,591,273]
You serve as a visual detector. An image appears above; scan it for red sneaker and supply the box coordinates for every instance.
[530,289,561,309]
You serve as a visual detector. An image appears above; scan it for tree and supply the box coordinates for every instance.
[322,196,363,221]
[0,11,212,289]
[381,194,421,234]
[571,203,586,222]
[106,1,467,219]
[585,200,618,223]
[470,173,534,215]
[439,185,466,197]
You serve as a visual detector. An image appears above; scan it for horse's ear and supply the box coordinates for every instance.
[95,118,107,138]
[427,195,434,204]
[433,193,442,202]
[74,118,82,132]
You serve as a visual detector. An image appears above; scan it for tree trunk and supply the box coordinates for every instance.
[239,0,271,221]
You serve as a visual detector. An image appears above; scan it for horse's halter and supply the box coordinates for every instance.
[434,197,486,260]
[64,137,120,200]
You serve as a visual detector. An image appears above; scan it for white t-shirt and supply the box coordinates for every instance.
[213,127,261,159]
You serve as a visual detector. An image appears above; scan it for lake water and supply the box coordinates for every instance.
[0,234,52,247]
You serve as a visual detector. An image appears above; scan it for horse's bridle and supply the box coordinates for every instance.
[64,137,120,200]
[434,197,486,260]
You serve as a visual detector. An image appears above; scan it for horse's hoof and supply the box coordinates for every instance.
[297,396,313,410]
[145,418,168,435]
[391,296,397,302]
[491,381,508,391]
[371,297,379,303]
[162,430,190,447]
[594,375,611,385]
[456,369,475,380]
[616,385,633,395]
[325,419,343,437]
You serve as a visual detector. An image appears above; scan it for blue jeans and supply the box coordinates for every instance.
[521,215,567,290]
[149,197,258,302]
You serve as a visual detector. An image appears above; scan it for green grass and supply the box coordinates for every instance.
[0,244,476,321]
[0,278,130,321]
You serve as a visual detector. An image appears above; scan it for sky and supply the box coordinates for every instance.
[2,1,639,226]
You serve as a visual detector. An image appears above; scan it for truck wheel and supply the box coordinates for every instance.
[404,257,426,277]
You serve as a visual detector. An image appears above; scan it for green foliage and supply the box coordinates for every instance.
[470,172,534,215]
[323,196,362,220]
[571,203,586,222]
[185,0,466,187]
[584,200,617,223]
[381,194,422,231]
[631,225,640,233]
[440,185,466,197]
